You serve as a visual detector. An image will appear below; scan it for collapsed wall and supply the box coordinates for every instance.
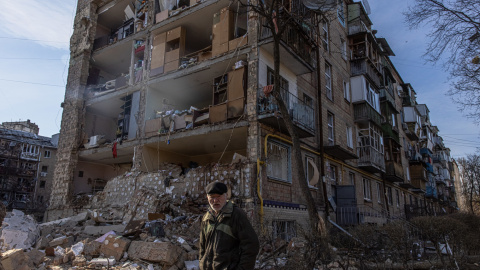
[48,161,255,223]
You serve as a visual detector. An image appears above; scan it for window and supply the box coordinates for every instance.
[40,181,46,188]
[406,167,411,181]
[273,220,296,241]
[348,172,355,185]
[346,126,353,148]
[328,164,337,183]
[387,187,393,205]
[321,19,329,51]
[41,166,48,173]
[303,94,313,108]
[340,38,347,59]
[78,171,84,177]
[44,150,51,158]
[37,196,44,203]
[305,156,316,186]
[363,178,371,200]
[325,63,332,100]
[267,67,289,106]
[337,0,345,26]
[396,189,400,207]
[377,182,382,203]
[343,81,350,101]
[267,141,291,183]
[327,113,334,146]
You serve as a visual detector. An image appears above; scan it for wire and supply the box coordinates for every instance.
[0,57,63,61]
[0,36,68,44]
[0,79,65,87]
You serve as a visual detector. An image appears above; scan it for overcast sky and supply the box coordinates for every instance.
[0,0,478,158]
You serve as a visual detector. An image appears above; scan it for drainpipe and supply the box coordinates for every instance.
[316,42,328,218]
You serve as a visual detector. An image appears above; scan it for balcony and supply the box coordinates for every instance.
[385,161,404,182]
[380,85,396,108]
[402,122,420,141]
[350,59,382,87]
[353,102,383,127]
[257,88,315,138]
[426,185,438,198]
[381,123,400,144]
[259,17,315,75]
[20,152,39,161]
[410,163,427,183]
[357,145,385,173]
[348,20,370,36]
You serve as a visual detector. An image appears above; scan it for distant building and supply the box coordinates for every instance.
[0,120,57,220]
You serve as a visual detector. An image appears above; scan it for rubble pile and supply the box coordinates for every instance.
[0,204,204,269]
[0,161,257,269]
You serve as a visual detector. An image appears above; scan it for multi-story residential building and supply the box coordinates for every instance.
[49,0,457,235]
[0,120,58,220]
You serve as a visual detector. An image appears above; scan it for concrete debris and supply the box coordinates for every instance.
[0,163,255,269]
[0,209,39,251]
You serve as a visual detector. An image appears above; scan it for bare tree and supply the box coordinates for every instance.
[457,155,480,215]
[403,0,480,121]
[236,0,335,236]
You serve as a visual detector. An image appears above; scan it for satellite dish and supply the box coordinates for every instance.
[362,0,371,14]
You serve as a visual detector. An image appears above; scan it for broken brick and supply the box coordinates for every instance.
[127,241,182,265]
[83,240,102,256]
[99,235,131,261]
[1,249,34,270]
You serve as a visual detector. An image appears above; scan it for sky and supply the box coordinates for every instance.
[0,0,478,158]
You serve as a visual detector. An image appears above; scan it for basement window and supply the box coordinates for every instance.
[273,220,296,241]
[266,141,291,183]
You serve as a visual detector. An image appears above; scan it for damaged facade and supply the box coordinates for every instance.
[50,0,458,241]
[0,120,58,219]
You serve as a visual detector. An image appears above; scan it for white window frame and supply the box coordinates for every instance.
[321,19,329,51]
[363,178,372,201]
[325,63,332,100]
[327,113,334,146]
[349,172,355,185]
[343,81,350,101]
[346,125,353,148]
[337,0,345,26]
[266,140,291,183]
[44,150,51,158]
[328,164,337,183]
[305,155,316,187]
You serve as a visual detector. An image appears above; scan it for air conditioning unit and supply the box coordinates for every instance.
[40,172,47,177]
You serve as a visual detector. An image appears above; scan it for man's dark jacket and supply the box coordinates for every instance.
[199,201,259,270]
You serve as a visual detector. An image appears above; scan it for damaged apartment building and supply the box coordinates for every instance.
[49,0,458,238]
[0,120,58,220]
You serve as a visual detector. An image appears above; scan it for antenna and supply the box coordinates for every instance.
[362,0,371,15]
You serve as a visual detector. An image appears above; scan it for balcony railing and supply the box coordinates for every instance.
[257,88,315,133]
[350,59,382,87]
[357,145,385,172]
[380,85,395,106]
[353,102,383,126]
[259,17,315,67]
[381,123,400,144]
[21,152,39,160]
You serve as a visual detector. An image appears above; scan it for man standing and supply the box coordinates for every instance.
[199,181,259,270]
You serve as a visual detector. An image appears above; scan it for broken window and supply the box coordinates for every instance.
[376,182,382,203]
[321,19,329,51]
[267,67,289,106]
[304,155,316,187]
[266,141,291,183]
[272,220,296,241]
[41,166,48,173]
[328,164,337,183]
[343,80,350,102]
[346,125,353,148]
[348,172,355,185]
[387,187,393,205]
[40,181,46,188]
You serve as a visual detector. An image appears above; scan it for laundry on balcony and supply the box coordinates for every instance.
[263,85,274,97]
